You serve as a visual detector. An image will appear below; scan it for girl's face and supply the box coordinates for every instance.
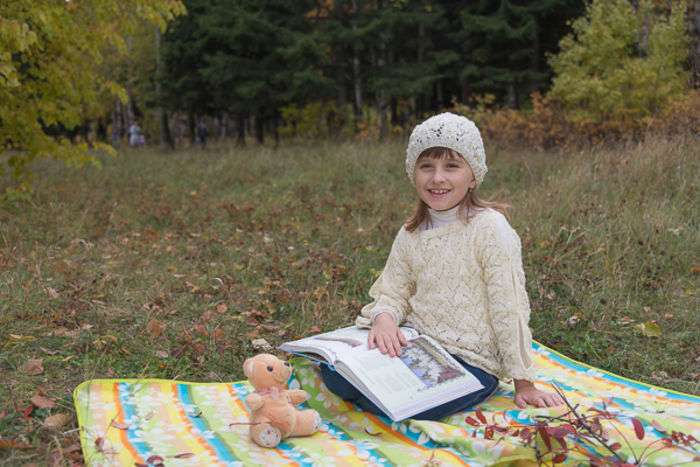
[414,153,475,211]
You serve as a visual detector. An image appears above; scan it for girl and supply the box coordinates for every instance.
[321,113,564,420]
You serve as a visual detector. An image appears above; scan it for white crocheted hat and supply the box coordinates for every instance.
[405,112,487,186]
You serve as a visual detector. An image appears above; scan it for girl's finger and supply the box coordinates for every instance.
[367,329,376,349]
[377,334,388,354]
[382,334,391,355]
[385,335,397,357]
[387,335,399,356]
[397,330,407,346]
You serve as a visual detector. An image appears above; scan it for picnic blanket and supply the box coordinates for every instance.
[74,342,700,466]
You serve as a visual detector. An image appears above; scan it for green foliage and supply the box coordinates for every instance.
[455,0,584,106]
[0,0,184,193]
[162,0,333,122]
[548,0,689,129]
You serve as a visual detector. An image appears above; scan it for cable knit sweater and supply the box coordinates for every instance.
[355,207,535,382]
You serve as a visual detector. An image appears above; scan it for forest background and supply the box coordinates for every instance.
[1,0,699,465]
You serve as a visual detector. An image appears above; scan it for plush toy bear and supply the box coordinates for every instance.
[243,353,322,448]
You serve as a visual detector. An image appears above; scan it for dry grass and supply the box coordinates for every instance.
[0,137,698,464]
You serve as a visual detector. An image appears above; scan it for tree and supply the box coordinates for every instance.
[453,0,584,108]
[548,0,689,129]
[0,0,184,193]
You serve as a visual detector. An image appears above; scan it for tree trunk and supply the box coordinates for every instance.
[236,114,246,146]
[254,114,264,144]
[376,2,389,141]
[187,112,196,145]
[111,99,124,147]
[351,0,364,125]
[218,112,229,139]
[154,28,174,150]
[390,96,398,126]
[417,20,426,114]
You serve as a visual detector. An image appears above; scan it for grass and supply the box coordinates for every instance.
[0,137,698,464]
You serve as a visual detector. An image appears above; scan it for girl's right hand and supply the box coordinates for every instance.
[368,312,407,357]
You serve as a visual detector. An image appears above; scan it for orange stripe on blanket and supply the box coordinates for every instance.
[112,382,143,464]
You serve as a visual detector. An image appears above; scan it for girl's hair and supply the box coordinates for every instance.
[405,147,510,232]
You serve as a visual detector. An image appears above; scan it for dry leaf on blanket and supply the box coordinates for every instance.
[22,358,44,375]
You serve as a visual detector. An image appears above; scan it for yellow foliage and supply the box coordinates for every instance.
[0,0,185,193]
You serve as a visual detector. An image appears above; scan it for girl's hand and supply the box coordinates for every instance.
[368,312,407,357]
[513,380,564,408]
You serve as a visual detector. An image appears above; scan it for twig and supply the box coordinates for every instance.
[550,383,625,463]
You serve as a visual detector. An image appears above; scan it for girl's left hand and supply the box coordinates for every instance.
[513,380,565,408]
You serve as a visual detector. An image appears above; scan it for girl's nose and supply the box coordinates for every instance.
[432,168,447,182]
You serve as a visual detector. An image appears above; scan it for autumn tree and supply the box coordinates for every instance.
[548,0,689,129]
[0,0,184,193]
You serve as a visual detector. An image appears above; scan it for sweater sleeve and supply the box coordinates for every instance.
[479,215,536,382]
[355,227,414,329]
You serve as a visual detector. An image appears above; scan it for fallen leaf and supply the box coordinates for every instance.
[46,287,59,299]
[251,338,272,351]
[147,454,165,464]
[21,404,34,418]
[0,439,32,450]
[9,334,35,342]
[155,350,169,359]
[110,420,129,430]
[43,413,71,429]
[635,321,661,337]
[631,417,645,440]
[39,347,60,355]
[216,303,228,313]
[172,452,195,459]
[691,265,700,274]
[465,416,479,426]
[22,358,44,376]
[146,319,166,337]
[31,395,56,409]
[566,315,580,327]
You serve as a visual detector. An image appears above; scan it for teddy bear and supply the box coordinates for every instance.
[243,353,322,448]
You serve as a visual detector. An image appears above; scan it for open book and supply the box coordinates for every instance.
[279,326,484,421]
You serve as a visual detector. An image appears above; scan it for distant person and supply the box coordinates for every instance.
[320,113,565,420]
[196,120,208,148]
[128,122,142,147]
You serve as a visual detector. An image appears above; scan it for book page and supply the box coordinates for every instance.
[336,336,484,420]
[279,325,419,364]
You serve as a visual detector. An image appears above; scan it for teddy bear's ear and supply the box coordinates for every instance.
[243,357,255,378]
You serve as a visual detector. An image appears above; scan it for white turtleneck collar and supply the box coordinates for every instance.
[424,205,460,231]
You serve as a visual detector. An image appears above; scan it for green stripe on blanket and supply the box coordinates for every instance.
[74,342,700,466]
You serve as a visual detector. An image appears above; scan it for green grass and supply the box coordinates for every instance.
[1,138,698,464]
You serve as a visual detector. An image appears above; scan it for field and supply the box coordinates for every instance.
[1,138,698,464]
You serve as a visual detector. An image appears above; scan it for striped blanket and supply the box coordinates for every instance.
[74,342,699,466]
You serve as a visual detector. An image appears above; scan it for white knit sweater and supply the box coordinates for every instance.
[355,208,535,382]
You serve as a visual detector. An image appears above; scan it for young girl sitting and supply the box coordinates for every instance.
[321,112,564,420]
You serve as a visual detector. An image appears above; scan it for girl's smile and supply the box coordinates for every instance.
[414,154,475,211]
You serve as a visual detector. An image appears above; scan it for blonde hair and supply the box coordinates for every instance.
[405,147,510,232]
